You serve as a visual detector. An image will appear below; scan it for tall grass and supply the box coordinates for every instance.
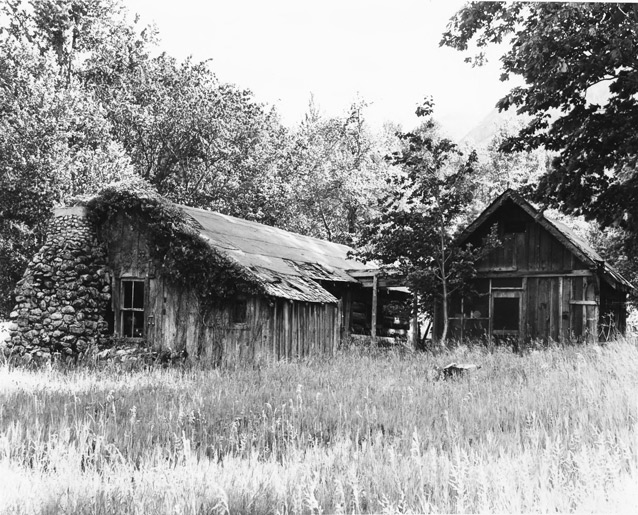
[1,342,637,513]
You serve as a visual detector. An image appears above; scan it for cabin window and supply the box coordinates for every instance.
[121,279,145,337]
[232,300,247,324]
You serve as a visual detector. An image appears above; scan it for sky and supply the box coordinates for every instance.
[124,0,513,140]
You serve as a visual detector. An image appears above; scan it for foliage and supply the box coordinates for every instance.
[587,224,638,304]
[441,2,638,272]
[92,51,291,221]
[356,100,498,344]
[0,0,288,314]
[279,98,392,243]
[471,121,550,216]
[1,343,637,513]
[0,23,136,315]
[85,182,262,307]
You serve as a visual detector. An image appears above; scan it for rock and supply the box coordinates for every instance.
[440,362,482,380]
[5,212,110,358]
[69,324,85,335]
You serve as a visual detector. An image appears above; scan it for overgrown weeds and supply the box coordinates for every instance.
[0,342,637,513]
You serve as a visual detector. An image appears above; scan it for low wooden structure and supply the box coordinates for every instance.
[7,186,413,362]
[441,190,633,344]
[98,203,378,364]
[12,190,411,364]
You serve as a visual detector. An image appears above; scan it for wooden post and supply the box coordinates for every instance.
[283,301,290,360]
[411,290,419,349]
[335,300,342,355]
[343,289,352,340]
[371,273,378,345]
[558,277,563,343]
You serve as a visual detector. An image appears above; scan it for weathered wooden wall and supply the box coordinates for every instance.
[476,217,583,273]
[449,205,625,343]
[101,215,340,364]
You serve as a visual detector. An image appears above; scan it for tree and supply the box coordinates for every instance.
[95,52,290,219]
[356,100,498,346]
[280,98,392,243]
[0,1,138,315]
[0,0,292,314]
[470,122,550,217]
[441,2,638,245]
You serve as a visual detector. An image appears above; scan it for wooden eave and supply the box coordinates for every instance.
[347,268,408,289]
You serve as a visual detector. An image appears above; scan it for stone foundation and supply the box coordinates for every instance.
[6,207,111,359]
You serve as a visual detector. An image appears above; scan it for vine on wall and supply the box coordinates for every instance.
[84,183,263,308]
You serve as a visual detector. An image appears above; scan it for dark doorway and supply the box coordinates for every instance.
[493,297,520,332]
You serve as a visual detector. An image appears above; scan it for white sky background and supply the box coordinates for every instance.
[124,0,513,140]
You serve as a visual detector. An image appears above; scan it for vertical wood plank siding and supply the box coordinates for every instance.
[103,215,342,365]
[465,204,620,343]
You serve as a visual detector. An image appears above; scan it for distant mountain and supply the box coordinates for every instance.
[461,82,610,148]
[460,106,525,148]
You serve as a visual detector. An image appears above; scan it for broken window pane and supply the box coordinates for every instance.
[133,281,144,309]
[123,281,133,309]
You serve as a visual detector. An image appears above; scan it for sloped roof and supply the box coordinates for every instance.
[459,189,634,292]
[180,205,371,303]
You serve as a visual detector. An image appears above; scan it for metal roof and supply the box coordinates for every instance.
[459,189,634,292]
[179,205,372,303]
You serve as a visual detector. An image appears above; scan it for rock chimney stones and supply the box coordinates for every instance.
[6,206,111,359]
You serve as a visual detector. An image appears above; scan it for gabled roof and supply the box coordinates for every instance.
[180,205,371,303]
[459,189,634,292]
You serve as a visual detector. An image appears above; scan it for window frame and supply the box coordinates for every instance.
[120,278,146,338]
[231,299,248,326]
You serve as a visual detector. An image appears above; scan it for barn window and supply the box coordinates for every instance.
[121,279,145,337]
[232,300,247,324]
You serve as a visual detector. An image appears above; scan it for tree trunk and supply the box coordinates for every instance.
[440,277,449,347]
[438,196,449,348]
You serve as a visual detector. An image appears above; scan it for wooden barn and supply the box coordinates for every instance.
[442,189,633,344]
[7,186,411,363]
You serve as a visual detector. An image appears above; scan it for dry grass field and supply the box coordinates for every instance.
[1,341,637,514]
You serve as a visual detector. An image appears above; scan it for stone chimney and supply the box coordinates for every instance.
[6,206,111,359]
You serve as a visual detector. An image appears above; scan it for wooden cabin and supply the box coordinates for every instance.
[6,186,412,363]
[442,189,633,344]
